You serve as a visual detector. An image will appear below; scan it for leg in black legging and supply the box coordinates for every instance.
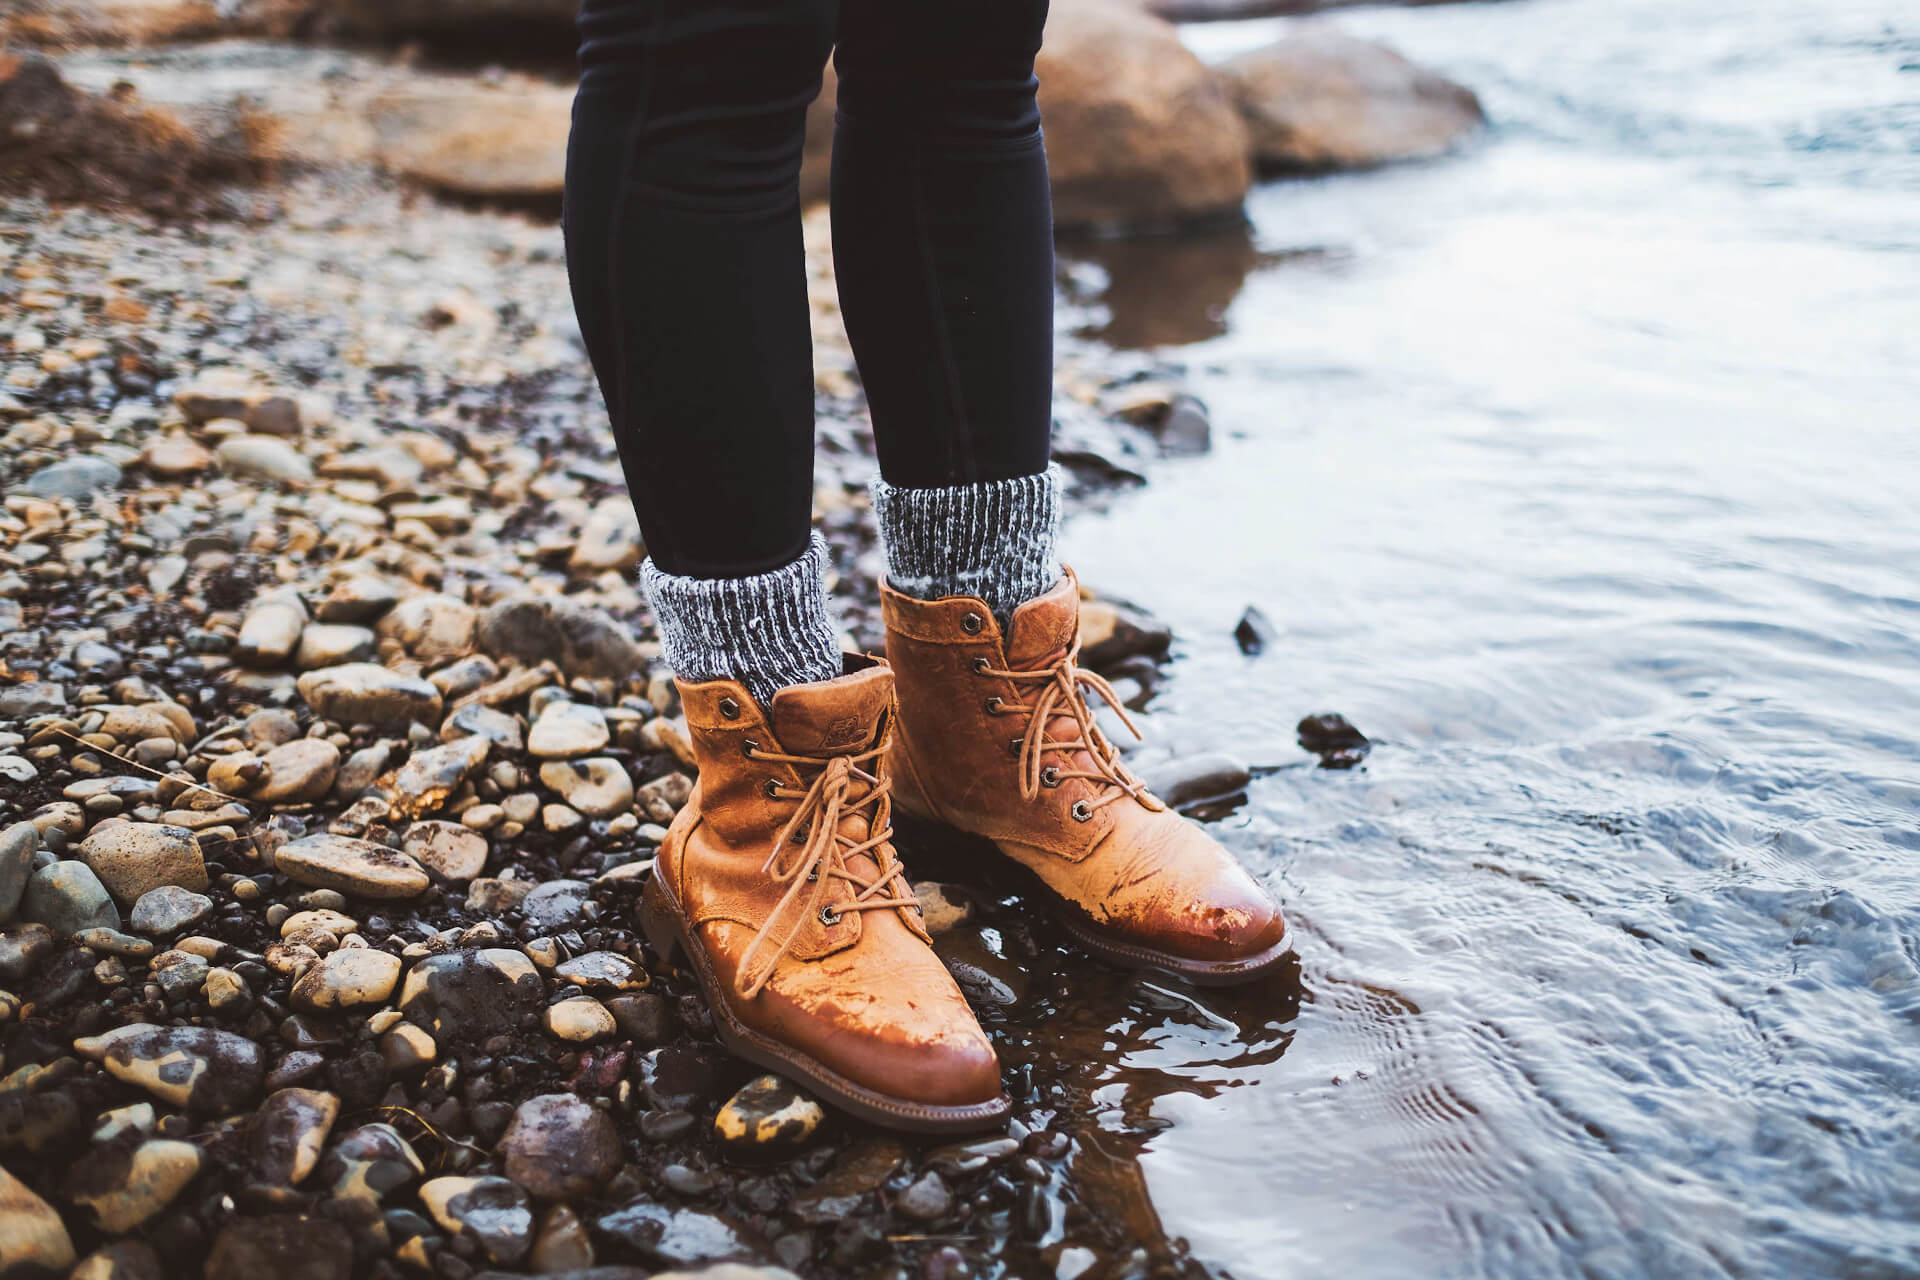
[565,0,836,579]
[831,0,1055,489]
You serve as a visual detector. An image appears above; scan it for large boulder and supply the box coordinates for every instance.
[1219,26,1485,172]
[1035,0,1251,232]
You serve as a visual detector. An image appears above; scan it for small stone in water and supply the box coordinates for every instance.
[714,1074,825,1152]
[1296,711,1370,769]
[1234,604,1278,656]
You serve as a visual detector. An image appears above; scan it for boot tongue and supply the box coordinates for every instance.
[1004,576,1081,670]
[768,662,894,758]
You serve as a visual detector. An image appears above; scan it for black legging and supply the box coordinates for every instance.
[565,0,1055,579]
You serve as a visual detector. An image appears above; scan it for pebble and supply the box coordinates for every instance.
[520,879,592,928]
[0,820,37,920]
[294,623,378,669]
[375,593,477,662]
[316,575,400,624]
[1138,753,1252,807]
[555,950,645,992]
[274,833,430,899]
[23,860,121,935]
[441,701,523,750]
[71,1138,202,1232]
[149,949,212,999]
[397,947,545,1043]
[497,1092,622,1199]
[78,822,209,905]
[203,1214,352,1280]
[216,435,314,485]
[237,588,310,667]
[607,992,674,1045]
[914,881,975,935]
[0,1163,75,1273]
[476,594,644,681]
[26,453,121,499]
[0,682,68,717]
[290,947,402,1010]
[250,1087,340,1188]
[99,705,184,744]
[139,434,213,477]
[401,819,489,880]
[538,756,634,818]
[714,1075,826,1152]
[419,1175,534,1265]
[319,1122,424,1204]
[530,1203,595,1274]
[74,1022,266,1113]
[594,1201,761,1270]
[388,734,490,818]
[295,663,443,726]
[543,802,584,833]
[0,921,55,981]
[896,1171,955,1222]
[544,997,616,1042]
[527,700,610,758]
[68,1240,164,1280]
[380,1021,437,1073]
[253,738,342,804]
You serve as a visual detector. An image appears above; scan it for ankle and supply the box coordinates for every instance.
[871,464,1063,625]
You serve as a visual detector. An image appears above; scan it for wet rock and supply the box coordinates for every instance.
[606,992,673,1046]
[318,1122,424,1203]
[73,1022,265,1112]
[1078,595,1173,670]
[290,946,402,1010]
[251,1087,340,1187]
[397,947,545,1042]
[100,704,187,744]
[1233,604,1278,656]
[380,1020,437,1072]
[254,737,342,804]
[595,1202,767,1269]
[442,701,523,751]
[555,950,644,993]
[402,819,489,880]
[1221,27,1486,173]
[294,623,378,669]
[139,434,212,478]
[23,860,120,935]
[529,700,610,759]
[375,592,477,662]
[203,1213,352,1280]
[129,884,214,934]
[1036,0,1249,231]
[388,735,491,819]
[296,663,443,726]
[238,588,309,667]
[714,1075,825,1152]
[0,820,37,921]
[70,1137,202,1232]
[275,833,430,899]
[26,453,121,499]
[466,876,532,914]
[0,681,67,717]
[529,1203,596,1273]
[1139,753,1252,807]
[79,821,207,904]
[1297,711,1370,768]
[477,594,645,680]
[896,1170,954,1223]
[0,1162,75,1272]
[148,948,210,999]
[913,881,974,935]
[216,434,314,485]
[498,1092,622,1200]
[545,996,617,1042]
[68,1240,164,1280]
[539,756,634,818]
[791,1138,905,1223]
[571,499,646,574]
[317,576,401,624]
[420,1175,535,1265]
[521,879,592,929]
[0,922,55,982]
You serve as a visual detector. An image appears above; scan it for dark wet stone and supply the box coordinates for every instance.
[927,1137,1019,1177]
[265,1050,328,1091]
[0,922,55,982]
[1139,752,1252,807]
[554,949,644,992]
[73,1023,265,1113]
[1079,597,1172,670]
[497,1093,622,1200]
[1155,393,1212,456]
[421,1175,534,1265]
[204,1213,352,1280]
[67,1239,164,1280]
[67,1135,202,1232]
[275,833,429,900]
[1296,711,1370,768]
[642,1043,730,1112]
[27,453,121,499]
[0,682,68,718]
[1233,604,1278,655]
[148,949,210,1000]
[521,880,592,929]
[639,1110,698,1143]
[251,1087,340,1188]
[713,1075,824,1152]
[792,1138,906,1223]
[896,1171,954,1223]
[129,884,214,935]
[0,1085,80,1154]
[606,993,673,1045]
[0,822,36,921]
[476,595,644,680]
[317,1122,424,1204]
[593,1201,767,1269]
[22,860,120,936]
[398,948,545,1043]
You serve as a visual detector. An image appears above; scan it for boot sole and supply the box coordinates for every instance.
[639,875,1013,1136]
[893,810,1295,988]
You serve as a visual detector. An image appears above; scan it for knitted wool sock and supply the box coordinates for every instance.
[871,465,1063,626]
[641,533,842,708]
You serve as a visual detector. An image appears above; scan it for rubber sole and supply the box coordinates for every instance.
[639,876,1012,1136]
[892,810,1296,988]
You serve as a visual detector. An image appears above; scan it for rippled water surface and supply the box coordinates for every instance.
[1050,0,1920,1274]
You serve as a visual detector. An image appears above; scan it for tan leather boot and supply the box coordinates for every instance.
[882,572,1292,986]
[640,657,1009,1133]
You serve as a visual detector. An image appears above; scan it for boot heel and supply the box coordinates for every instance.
[639,880,681,966]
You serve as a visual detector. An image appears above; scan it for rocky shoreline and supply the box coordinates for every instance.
[0,162,1250,1279]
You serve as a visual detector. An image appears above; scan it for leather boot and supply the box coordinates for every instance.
[640,657,1009,1133]
[882,572,1292,985]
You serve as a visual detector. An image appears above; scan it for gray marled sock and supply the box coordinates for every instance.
[872,465,1063,625]
[641,533,842,708]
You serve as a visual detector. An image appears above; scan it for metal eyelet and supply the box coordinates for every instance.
[1070,799,1093,822]
[1007,737,1023,758]
[972,656,990,674]
[960,611,984,635]
[806,866,818,881]
[1040,766,1061,788]
[819,905,841,927]
[740,738,759,759]
[763,777,781,799]
[984,696,1003,714]
[717,696,740,720]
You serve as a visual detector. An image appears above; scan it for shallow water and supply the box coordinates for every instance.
[1050,0,1920,1275]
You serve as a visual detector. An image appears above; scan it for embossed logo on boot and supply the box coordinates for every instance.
[820,716,867,749]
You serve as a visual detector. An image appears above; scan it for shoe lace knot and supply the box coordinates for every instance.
[977,648,1164,816]
[733,739,916,998]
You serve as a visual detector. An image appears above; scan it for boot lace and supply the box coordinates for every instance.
[977,650,1165,817]
[734,740,917,998]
